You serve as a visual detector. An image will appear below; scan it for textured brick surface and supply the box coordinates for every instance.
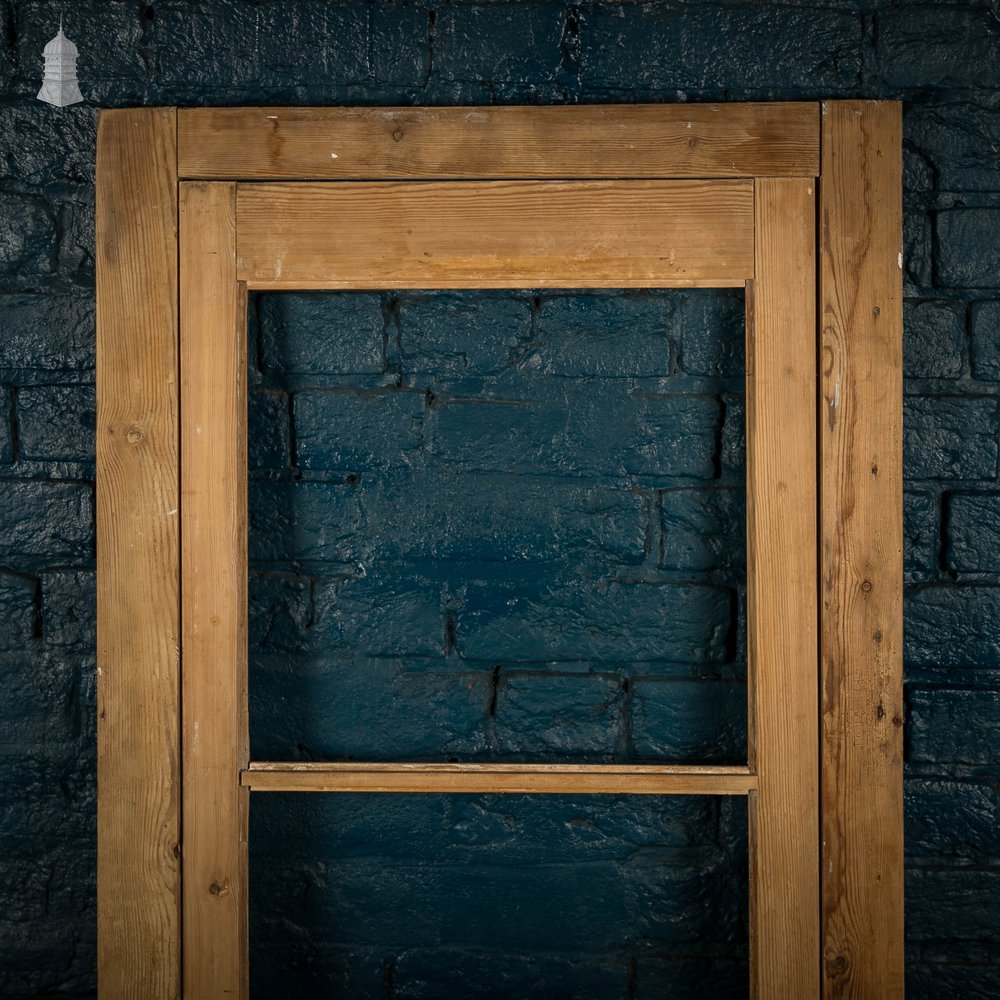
[1,0,999,995]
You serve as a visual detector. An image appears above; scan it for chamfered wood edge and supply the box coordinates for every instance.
[242,763,758,795]
[819,99,905,998]
[178,103,820,180]
[96,106,181,1000]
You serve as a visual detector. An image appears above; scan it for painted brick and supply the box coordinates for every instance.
[155,1,265,89]
[248,480,362,565]
[16,385,95,462]
[661,487,745,572]
[389,949,626,1000]
[0,385,11,463]
[677,291,745,378]
[0,481,92,562]
[309,570,446,658]
[457,579,730,664]
[0,652,80,746]
[630,678,746,762]
[0,753,94,852]
[0,570,37,652]
[248,390,288,470]
[905,780,1000,863]
[0,105,97,188]
[905,491,939,578]
[936,209,1000,289]
[579,4,862,93]
[970,301,1000,381]
[256,4,370,88]
[906,586,1000,668]
[906,103,1000,193]
[720,395,745,477]
[358,470,648,565]
[0,295,95,371]
[0,195,55,278]
[493,671,625,757]
[294,389,424,472]
[369,3,431,88]
[903,301,964,379]
[399,292,531,378]
[879,6,1000,89]
[430,388,720,479]
[529,294,675,377]
[434,4,565,84]
[947,493,1000,573]
[250,847,741,955]
[635,958,747,1000]
[906,962,1000,1000]
[904,210,933,296]
[907,870,1000,942]
[250,657,493,761]
[251,792,720,865]
[903,397,998,481]
[41,570,95,648]
[258,293,384,376]
[909,687,1000,765]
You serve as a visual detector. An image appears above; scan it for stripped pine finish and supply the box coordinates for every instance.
[747,178,820,997]
[243,763,759,795]
[95,108,181,1000]
[178,103,820,180]
[179,182,249,1000]
[819,101,905,1000]
[236,180,754,289]
[93,101,904,998]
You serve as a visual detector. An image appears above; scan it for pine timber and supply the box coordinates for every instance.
[178,103,820,180]
[819,100,905,999]
[747,178,820,997]
[180,182,249,1000]
[243,763,759,795]
[236,179,754,289]
[95,107,181,1000]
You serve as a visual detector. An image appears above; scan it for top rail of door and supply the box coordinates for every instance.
[178,103,820,181]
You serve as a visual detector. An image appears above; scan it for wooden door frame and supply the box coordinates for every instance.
[95,102,903,998]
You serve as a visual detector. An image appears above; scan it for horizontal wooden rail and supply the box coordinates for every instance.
[179,104,819,180]
[236,179,754,289]
[242,763,757,795]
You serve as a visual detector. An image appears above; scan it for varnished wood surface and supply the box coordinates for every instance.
[236,180,754,289]
[95,107,181,1000]
[819,101,905,999]
[243,763,758,795]
[747,178,820,997]
[179,103,820,180]
[180,183,248,1000]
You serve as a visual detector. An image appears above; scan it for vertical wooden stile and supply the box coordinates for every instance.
[747,177,820,997]
[819,101,905,998]
[95,107,181,1000]
[180,182,248,1000]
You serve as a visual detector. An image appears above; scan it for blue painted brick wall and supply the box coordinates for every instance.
[1,1,999,997]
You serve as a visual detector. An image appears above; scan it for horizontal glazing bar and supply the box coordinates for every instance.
[243,762,757,796]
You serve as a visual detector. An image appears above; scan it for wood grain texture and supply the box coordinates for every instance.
[819,101,905,999]
[180,183,248,1000]
[236,180,753,289]
[179,103,820,180]
[747,178,820,998]
[95,107,180,1000]
[243,763,758,795]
